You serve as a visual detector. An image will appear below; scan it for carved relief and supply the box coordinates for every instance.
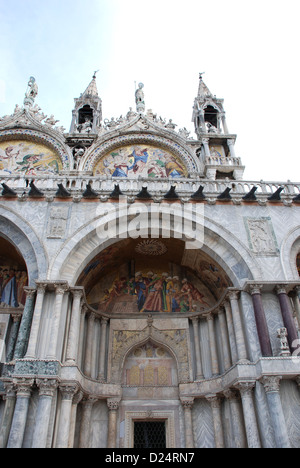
[47,206,70,239]
[245,217,279,255]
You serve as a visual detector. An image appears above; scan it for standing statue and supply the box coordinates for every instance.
[24,76,38,107]
[135,83,145,113]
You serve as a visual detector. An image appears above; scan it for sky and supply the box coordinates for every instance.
[0,0,299,182]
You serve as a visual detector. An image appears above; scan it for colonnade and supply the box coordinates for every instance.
[0,282,300,448]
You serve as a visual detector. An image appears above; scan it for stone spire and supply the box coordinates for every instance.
[192,73,244,181]
[69,72,102,134]
[82,71,99,98]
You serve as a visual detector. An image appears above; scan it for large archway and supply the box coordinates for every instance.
[76,237,232,316]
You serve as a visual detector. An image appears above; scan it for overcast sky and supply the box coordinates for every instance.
[0,0,299,182]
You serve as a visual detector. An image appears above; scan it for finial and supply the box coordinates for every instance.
[199,72,205,80]
[93,70,99,79]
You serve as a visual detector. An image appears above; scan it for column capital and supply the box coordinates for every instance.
[23,287,36,299]
[206,394,222,408]
[223,388,240,400]
[275,284,288,295]
[36,283,47,294]
[59,383,80,401]
[234,380,256,396]
[71,289,84,299]
[180,397,194,409]
[107,398,120,411]
[249,284,263,295]
[100,316,109,325]
[228,290,240,301]
[13,378,34,397]
[11,313,22,323]
[36,378,59,397]
[54,283,68,295]
[260,375,282,393]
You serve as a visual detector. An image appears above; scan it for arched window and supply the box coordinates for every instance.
[78,104,93,125]
[204,105,218,128]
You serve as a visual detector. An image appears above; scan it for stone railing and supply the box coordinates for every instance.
[0,174,299,202]
[205,156,243,166]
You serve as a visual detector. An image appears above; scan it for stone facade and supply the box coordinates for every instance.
[0,74,299,448]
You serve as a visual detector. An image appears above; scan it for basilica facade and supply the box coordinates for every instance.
[0,73,299,448]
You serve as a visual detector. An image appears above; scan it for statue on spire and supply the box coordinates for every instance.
[135,83,145,113]
[24,76,38,108]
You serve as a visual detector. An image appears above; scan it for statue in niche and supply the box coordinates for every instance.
[77,116,93,134]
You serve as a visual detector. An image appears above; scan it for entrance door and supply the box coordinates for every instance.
[134,421,166,449]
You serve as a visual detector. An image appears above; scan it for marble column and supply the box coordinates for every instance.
[218,308,232,370]
[65,289,83,364]
[181,398,195,448]
[235,381,261,448]
[261,376,291,448]
[79,397,97,448]
[98,317,109,381]
[276,285,299,353]
[0,382,16,448]
[31,379,58,448]
[206,314,219,376]
[292,287,300,328]
[25,284,46,359]
[47,284,67,359]
[107,399,120,448]
[227,138,237,159]
[68,391,83,448]
[249,285,273,357]
[6,314,22,363]
[206,395,225,448]
[7,378,34,448]
[223,301,238,363]
[191,318,203,380]
[84,312,96,378]
[221,112,229,134]
[14,288,36,359]
[223,389,246,448]
[202,138,211,158]
[228,291,248,361]
[56,384,79,448]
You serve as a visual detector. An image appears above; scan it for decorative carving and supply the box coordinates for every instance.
[47,206,69,239]
[245,218,278,255]
[135,239,167,256]
[261,375,282,393]
[277,328,291,356]
[111,323,190,384]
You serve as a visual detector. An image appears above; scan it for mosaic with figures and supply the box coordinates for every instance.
[0,140,63,175]
[93,144,188,178]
